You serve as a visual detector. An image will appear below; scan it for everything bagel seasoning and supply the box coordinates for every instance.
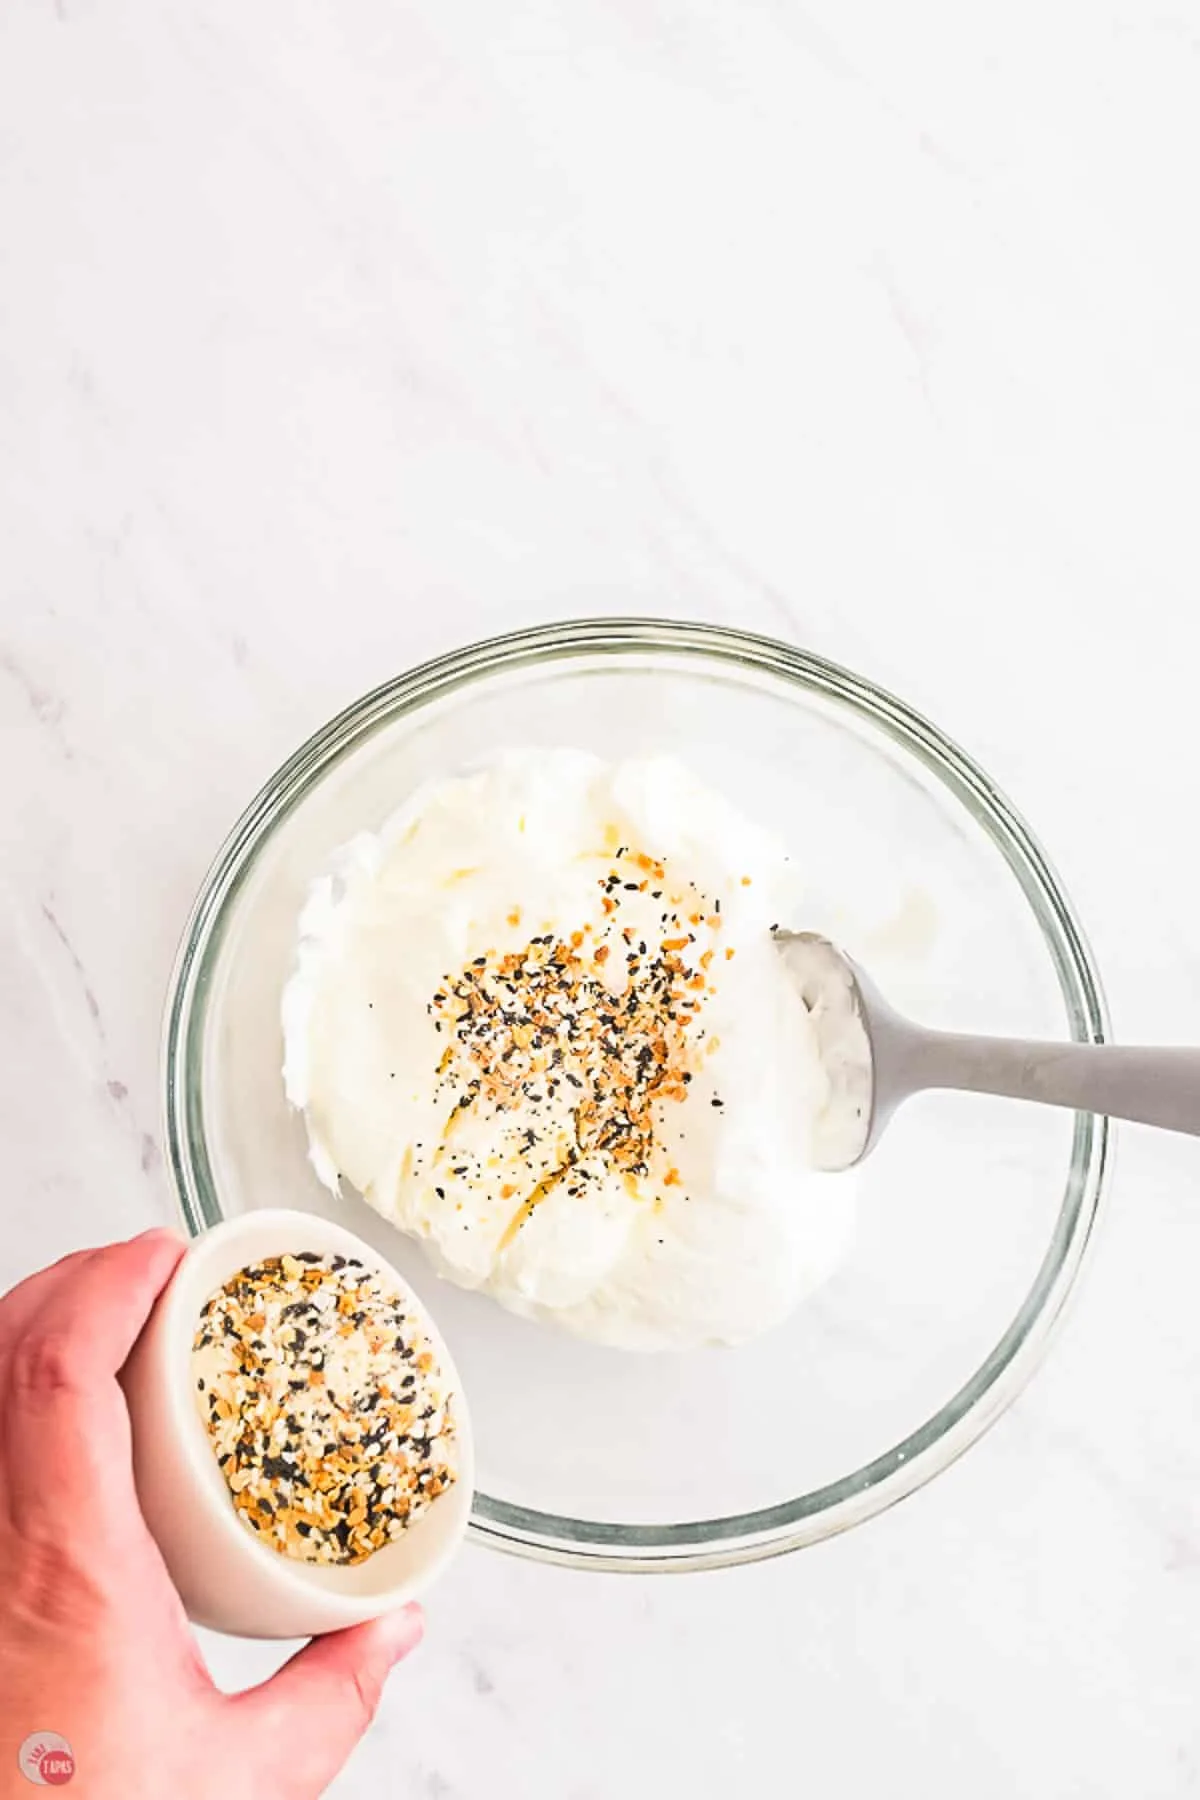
[192,1252,457,1565]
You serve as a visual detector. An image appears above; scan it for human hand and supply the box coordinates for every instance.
[0,1230,423,1798]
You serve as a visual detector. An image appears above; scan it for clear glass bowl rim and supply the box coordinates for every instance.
[164,617,1111,1572]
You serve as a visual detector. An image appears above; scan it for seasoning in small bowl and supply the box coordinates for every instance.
[193,1251,458,1566]
[121,1210,473,1639]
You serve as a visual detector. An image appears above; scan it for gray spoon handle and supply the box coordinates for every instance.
[898,1033,1200,1137]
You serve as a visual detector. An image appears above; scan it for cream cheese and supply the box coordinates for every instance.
[282,750,855,1350]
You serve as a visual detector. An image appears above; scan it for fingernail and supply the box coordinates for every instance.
[379,1602,424,1663]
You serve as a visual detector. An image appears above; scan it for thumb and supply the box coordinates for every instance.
[232,1605,424,1795]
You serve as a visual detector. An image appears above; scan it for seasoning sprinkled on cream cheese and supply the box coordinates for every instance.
[193,1253,457,1564]
[429,857,715,1203]
[283,751,858,1350]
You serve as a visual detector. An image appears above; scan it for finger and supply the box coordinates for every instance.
[231,1606,424,1795]
[8,1228,184,1386]
[0,1248,98,1353]
[2,1230,185,1533]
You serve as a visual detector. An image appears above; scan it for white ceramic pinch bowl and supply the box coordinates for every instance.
[120,1209,474,1639]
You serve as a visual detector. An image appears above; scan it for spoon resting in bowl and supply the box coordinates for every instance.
[776,929,1200,1172]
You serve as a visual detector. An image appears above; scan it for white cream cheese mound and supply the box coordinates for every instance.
[283,751,856,1351]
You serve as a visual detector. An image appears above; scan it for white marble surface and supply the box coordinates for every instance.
[3,2,1200,1793]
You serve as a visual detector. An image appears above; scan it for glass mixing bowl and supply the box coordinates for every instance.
[165,619,1109,1571]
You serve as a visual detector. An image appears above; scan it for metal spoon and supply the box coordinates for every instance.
[775,929,1200,1172]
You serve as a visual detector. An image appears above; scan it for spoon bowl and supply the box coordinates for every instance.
[777,928,1200,1168]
